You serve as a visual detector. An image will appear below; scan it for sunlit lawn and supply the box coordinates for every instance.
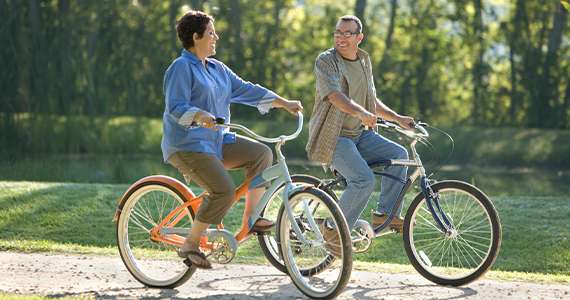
[1,180,569,283]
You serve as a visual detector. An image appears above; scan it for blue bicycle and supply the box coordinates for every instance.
[260,119,502,286]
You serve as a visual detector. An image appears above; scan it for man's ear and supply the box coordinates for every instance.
[357,33,364,45]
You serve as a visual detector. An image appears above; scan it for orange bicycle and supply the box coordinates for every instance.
[113,112,353,299]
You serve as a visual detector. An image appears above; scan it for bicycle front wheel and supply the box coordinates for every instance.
[116,182,196,288]
[259,174,338,274]
[403,180,501,286]
[278,187,352,299]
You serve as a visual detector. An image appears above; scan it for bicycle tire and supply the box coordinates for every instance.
[116,182,196,288]
[258,174,337,274]
[278,187,352,299]
[403,180,501,286]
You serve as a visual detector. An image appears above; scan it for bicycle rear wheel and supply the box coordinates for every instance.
[116,182,196,288]
[403,180,501,286]
[278,187,352,299]
[259,174,337,273]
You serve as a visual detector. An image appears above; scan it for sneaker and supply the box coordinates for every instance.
[371,212,416,231]
[318,221,342,258]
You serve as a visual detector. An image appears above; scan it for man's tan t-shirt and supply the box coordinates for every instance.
[340,56,367,139]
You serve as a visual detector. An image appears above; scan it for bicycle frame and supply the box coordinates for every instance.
[322,120,456,236]
[116,112,320,254]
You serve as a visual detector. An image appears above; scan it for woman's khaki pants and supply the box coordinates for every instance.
[167,135,272,224]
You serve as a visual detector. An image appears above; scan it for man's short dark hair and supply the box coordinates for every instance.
[338,15,362,33]
[176,10,215,49]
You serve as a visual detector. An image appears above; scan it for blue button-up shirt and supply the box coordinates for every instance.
[161,50,277,162]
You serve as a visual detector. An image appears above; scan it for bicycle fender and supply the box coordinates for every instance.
[203,229,239,254]
[112,175,196,222]
[286,184,313,199]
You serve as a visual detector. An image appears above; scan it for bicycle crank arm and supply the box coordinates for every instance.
[158,228,239,254]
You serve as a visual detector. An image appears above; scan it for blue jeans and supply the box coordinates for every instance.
[330,130,408,229]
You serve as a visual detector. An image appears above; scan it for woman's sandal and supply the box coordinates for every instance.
[176,250,213,269]
[249,217,276,234]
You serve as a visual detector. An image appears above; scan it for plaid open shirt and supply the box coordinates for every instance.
[306,47,377,164]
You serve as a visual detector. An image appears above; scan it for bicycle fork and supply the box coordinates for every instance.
[421,177,457,236]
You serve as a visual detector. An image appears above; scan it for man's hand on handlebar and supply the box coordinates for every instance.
[359,111,377,128]
[394,116,415,131]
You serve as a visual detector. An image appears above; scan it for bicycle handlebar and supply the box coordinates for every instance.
[376,119,429,139]
[216,111,304,143]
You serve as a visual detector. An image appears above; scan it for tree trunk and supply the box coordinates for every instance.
[508,0,524,125]
[58,0,75,151]
[377,0,397,84]
[471,0,485,125]
[231,0,244,73]
[562,71,570,128]
[170,0,182,52]
[270,0,282,90]
[541,2,567,126]
[354,0,366,46]
[25,0,44,150]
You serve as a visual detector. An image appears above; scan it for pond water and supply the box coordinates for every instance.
[1,154,569,197]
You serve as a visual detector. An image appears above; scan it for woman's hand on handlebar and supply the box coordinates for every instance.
[287,100,303,116]
[195,110,218,131]
[271,97,303,116]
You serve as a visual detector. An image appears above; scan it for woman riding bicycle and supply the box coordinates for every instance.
[162,10,302,269]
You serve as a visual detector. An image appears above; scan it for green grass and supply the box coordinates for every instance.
[1,181,570,286]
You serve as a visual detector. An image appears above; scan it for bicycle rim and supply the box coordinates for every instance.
[116,183,195,288]
[279,187,352,299]
[404,180,501,286]
[259,175,334,274]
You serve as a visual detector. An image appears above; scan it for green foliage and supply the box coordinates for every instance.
[410,126,570,167]
[1,0,570,155]
[4,116,570,169]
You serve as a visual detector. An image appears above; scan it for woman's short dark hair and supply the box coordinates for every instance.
[176,10,214,49]
[338,15,362,33]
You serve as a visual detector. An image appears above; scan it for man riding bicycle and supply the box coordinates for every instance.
[306,15,415,255]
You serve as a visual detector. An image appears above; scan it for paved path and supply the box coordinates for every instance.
[1,252,569,299]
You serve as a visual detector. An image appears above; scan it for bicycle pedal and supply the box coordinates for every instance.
[254,231,271,236]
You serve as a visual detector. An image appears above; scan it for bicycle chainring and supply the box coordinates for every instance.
[351,226,372,253]
[210,236,235,264]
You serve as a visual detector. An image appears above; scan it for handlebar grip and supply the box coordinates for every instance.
[215,117,226,124]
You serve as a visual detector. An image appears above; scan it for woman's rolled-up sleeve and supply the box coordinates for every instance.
[224,63,277,114]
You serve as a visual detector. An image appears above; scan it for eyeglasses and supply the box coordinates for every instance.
[333,30,360,38]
